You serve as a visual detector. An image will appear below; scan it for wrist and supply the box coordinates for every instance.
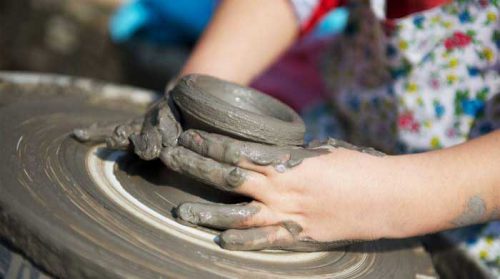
[375,153,447,239]
[379,151,482,239]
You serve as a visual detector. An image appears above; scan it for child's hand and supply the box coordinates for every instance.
[165,130,401,251]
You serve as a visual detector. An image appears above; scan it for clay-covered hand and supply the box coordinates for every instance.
[73,115,143,148]
[73,92,182,160]
[162,129,392,251]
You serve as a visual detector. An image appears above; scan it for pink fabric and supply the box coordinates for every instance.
[251,38,332,111]
[253,0,450,112]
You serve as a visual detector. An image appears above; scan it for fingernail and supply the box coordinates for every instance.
[159,147,181,171]
[225,167,245,188]
[189,130,204,144]
[130,133,161,160]
[176,203,199,223]
[219,230,246,250]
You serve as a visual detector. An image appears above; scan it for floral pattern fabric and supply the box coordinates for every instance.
[392,0,500,152]
[307,0,500,276]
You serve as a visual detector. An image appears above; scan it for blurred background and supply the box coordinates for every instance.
[0,0,348,111]
[0,0,209,91]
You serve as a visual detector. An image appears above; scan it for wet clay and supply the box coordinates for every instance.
[0,73,437,278]
[166,129,387,195]
[179,130,331,173]
[74,93,182,160]
[176,202,260,230]
[74,74,304,158]
[310,138,386,157]
[130,94,182,160]
[73,116,143,149]
[452,195,487,226]
[171,74,306,146]
[160,146,247,191]
[176,201,358,251]
[72,74,389,253]
[178,130,385,173]
[219,221,359,252]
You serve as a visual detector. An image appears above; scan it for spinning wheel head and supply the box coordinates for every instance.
[0,73,435,278]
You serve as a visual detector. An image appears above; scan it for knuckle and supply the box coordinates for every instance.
[224,145,242,164]
[224,167,246,188]
[160,147,182,171]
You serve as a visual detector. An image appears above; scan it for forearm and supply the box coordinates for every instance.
[386,131,500,238]
[180,0,298,85]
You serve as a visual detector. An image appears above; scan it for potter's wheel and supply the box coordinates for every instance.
[0,73,436,278]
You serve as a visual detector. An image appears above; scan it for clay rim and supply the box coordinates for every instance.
[172,74,306,146]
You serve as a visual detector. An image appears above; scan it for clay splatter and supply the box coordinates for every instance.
[452,195,486,226]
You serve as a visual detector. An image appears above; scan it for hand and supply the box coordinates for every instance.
[161,129,397,251]
[73,92,182,160]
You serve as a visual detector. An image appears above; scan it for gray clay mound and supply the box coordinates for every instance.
[172,74,306,146]
[0,73,436,278]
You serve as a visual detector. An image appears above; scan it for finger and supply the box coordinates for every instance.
[219,224,299,251]
[143,97,182,147]
[105,120,142,149]
[175,201,277,230]
[130,129,163,160]
[160,146,266,196]
[73,117,142,147]
[131,97,182,160]
[156,99,182,147]
[73,122,119,143]
[178,130,288,174]
[219,223,360,251]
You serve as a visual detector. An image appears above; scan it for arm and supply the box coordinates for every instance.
[180,0,299,85]
[387,130,500,238]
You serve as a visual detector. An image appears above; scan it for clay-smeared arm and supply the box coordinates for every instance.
[171,129,500,251]
[180,0,298,84]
